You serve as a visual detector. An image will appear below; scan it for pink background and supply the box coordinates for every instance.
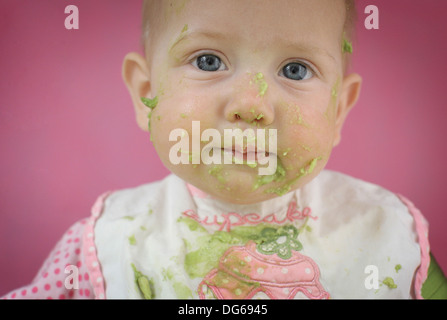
[1,0,446,296]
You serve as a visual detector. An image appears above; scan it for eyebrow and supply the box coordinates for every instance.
[169,29,336,64]
[168,29,228,54]
[282,41,337,64]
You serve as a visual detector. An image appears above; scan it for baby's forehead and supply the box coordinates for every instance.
[142,0,353,71]
[142,0,355,28]
[143,0,349,38]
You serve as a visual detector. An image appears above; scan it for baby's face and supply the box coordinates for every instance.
[136,0,358,204]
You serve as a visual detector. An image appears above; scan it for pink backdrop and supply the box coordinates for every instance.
[1,0,446,296]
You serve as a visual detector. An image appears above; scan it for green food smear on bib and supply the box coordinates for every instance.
[131,263,153,299]
[128,235,136,245]
[180,218,303,279]
[162,267,193,299]
[382,277,397,289]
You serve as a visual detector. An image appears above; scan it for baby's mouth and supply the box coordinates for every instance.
[221,146,271,163]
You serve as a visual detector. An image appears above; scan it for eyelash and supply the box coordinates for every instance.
[190,52,228,72]
[278,60,316,81]
[189,53,317,81]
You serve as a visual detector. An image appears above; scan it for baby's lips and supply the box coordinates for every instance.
[223,145,271,162]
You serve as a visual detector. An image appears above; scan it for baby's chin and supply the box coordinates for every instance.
[176,164,297,205]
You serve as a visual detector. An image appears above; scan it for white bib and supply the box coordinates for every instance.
[93,170,427,299]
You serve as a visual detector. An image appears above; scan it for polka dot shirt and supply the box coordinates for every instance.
[2,193,110,299]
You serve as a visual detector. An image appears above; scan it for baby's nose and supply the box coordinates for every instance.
[224,73,274,126]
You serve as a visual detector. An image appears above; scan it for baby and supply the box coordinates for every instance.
[3,0,446,300]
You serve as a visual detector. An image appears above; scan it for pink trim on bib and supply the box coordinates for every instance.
[82,191,113,299]
[396,194,430,299]
[187,183,210,199]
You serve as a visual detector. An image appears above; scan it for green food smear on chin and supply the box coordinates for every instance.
[208,165,226,183]
[252,159,286,191]
[262,157,322,196]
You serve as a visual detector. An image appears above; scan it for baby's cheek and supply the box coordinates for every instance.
[280,113,336,166]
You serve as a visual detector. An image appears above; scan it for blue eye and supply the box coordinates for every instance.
[193,54,225,72]
[281,62,312,80]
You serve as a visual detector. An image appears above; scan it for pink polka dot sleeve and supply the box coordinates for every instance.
[2,192,111,300]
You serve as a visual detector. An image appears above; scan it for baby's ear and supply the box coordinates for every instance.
[122,52,152,132]
[333,73,362,146]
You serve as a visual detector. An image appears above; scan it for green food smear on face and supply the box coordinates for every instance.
[288,104,305,126]
[252,159,286,191]
[169,24,189,54]
[395,264,402,273]
[331,81,339,100]
[300,144,312,152]
[208,165,227,184]
[245,161,257,168]
[224,150,257,169]
[282,148,291,156]
[141,96,158,109]
[382,277,397,289]
[264,157,322,196]
[141,96,159,132]
[249,108,264,120]
[253,72,268,97]
[306,157,320,174]
[342,38,353,54]
[131,263,153,299]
